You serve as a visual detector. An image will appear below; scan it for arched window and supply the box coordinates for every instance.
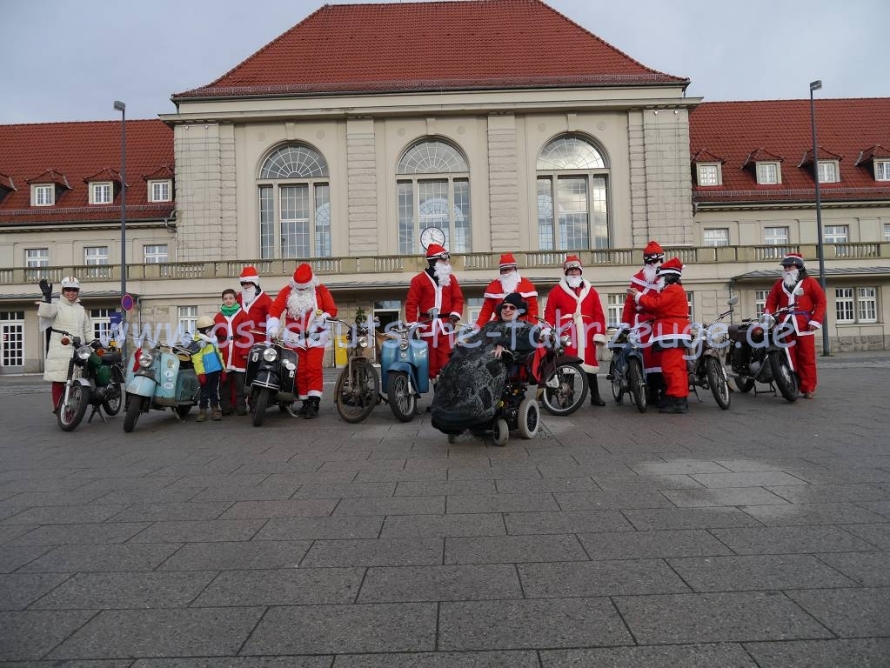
[258,144,330,259]
[536,135,610,251]
[397,139,471,255]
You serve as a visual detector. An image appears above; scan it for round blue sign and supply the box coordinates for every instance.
[121,294,135,311]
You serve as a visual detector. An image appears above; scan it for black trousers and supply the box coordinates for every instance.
[220,371,246,412]
[199,372,221,409]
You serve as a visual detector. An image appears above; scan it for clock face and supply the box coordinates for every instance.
[420,226,446,250]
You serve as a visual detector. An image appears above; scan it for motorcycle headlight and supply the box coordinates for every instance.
[262,347,279,363]
[138,351,153,368]
[710,331,727,345]
[356,336,368,348]
[559,334,571,348]
[398,337,410,351]
[283,359,296,371]
[760,314,776,329]
[628,330,641,346]
[689,325,702,340]
[76,345,92,361]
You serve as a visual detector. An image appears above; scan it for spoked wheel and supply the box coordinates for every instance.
[628,358,648,413]
[251,388,271,427]
[492,418,510,447]
[609,359,624,404]
[57,383,89,432]
[705,357,731,410]
[335,360,380,423]
[540,362,588,416]
[387,371,416,422]
[769,352,799,402]
[123,393,143,433]
[731,376,755,393]
[102,382,123,416]
[517,398,540,440]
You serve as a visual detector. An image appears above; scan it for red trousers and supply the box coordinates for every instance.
[787,332,818,393]
[660,346,689,399]
[418,323,454,379]
[51,381,65,408]
[296,346,325,399]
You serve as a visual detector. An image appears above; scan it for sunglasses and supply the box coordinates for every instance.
[62,287,80,292]
[501,304,517,311]
[499,266,515,273]
[644,257,664,265]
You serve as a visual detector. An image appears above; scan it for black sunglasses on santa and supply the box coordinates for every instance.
[644,256,664,265]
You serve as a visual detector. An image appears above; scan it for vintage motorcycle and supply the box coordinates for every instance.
[685,297,737,410]
[51,328,124,431]
[725,300,801,402]
[380,321,430,422]
[123,343,201,432]
[245,334,299,427]
[534,319,589,416]
[606,322,649,413]
[333,317,381,423]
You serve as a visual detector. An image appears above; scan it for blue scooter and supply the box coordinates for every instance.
[123,344,201,432]
[380,321,430,422]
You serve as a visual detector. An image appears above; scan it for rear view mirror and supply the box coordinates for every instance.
[727,296,739,306]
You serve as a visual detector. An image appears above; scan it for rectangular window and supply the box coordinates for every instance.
[280,184,310,259]
[465,297,484,328]
[755,289,770,318]
[606,294,625,329]
[884,224,890,242]
[259,186,274,259]
[453,179,471,253]
[143,244,168,263]
[876,161,890,182]
[0,311,25,368]
[703,228,730,247]
[91,308,112,345]
[149,180,172,202]
[25,248,49,280]
[697,164,720,186]
[397,182,415,255]
[314,183,331,257]
[835,288,855,323]
[557,176,590,251]
[823,225,848,244]
[91,182,112,204]
[858,287,877,323]
[33,185,54,206]
[85,246,109,265]
[817,161,839,183]
[756,162,780,185]
[177,306,198,346]
[833,287,877,325]
[537,178,554,251]
[762,227,789,259]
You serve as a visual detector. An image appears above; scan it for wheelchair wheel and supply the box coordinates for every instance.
[492,418,509,447]
[517,398,540,440]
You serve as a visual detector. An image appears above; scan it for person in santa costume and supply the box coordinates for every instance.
[764,253,826,398]
[405,243,465,380]
[214,288,251,416]
[475,253,539,328]
[621,240,667,402]
[267,263,338,419]
[235,266,273,342]
[628,257,692,414]
[543,254,608,406]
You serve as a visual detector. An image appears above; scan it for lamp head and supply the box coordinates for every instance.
[809,80,822,92]
[113,101,126,112]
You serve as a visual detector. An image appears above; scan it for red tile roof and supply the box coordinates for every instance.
[0,120,174,225]
[689,99,890,204]
[175,0,686,100]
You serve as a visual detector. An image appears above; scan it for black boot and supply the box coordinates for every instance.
[304,397,320,419]
[297,400,310,417]
[659,396,689,414]
[587,373,605,406]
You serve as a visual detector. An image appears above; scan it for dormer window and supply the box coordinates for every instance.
[756,162,781,185]
[32,184,55,206]
[854,146,890,182]
[90,182,113,204]
[697,163,721,186]
[875,160,890,182]
[817,161,840,183]
[148,179,172,202]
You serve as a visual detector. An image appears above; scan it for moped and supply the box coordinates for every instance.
[685,296,737,410]
[533,319,589,416]
[380,321,430,422]
[606,322,649,413]
[333,317,380,423]
[245,334,299,427]
[123,343,201,432]
[51,328,124,431]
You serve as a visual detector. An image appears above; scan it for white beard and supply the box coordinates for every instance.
[656,277,666,292]
[286,289,316,319]
[241,287,257,307]
[783,269,799,289]
[498,271,520,294]
[566,276,583,289]
[434,262,452,287]
[642,264,659,284]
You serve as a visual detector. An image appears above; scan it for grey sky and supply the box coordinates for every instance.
[2,0,886,124]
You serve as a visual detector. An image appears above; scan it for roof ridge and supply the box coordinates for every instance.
[0,118,166,130]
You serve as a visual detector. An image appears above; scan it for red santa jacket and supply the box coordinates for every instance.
[236,289,273,337]
[636,283,692,346]
[544,279,607,372]
[621,269,660,330]
[405,270,465,336]
[213,307,251,371]
[476,276,539,327]
[268,284,338,349]
[765,275,827,335]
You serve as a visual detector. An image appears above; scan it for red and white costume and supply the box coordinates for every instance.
[213,307,251,372]
[765,255,826,394]
[622,241,665,375]
[544,276,607,373]
[405,244,465,379]
[267,264,338,399]
[235,266,273,344]
[476,253,539,327]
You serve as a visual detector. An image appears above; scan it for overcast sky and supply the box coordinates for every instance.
[2,0,886,124]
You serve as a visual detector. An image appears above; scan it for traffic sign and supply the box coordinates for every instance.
[121,294,135,311]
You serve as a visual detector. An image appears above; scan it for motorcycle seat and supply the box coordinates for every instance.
[100,352,122,364]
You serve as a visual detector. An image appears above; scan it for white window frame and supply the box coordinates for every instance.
[884,224,890,242]
[143,244,168,264]
[823,225,848,244]
[755,289,769,318]
[875,161,890,182]
[762,226,789,259]
[84,246,109,265]
[817,161,840,183]
[176,306,198,346]
[857,287,877,323]
[696,163,721,186]
[703,228,730,247]
[148,179,172,202]
[90,182,113,205]
[835,288,855,324]
[0,311,26,368]
[25,248,49,281]
[606,293,624,329]
[91,308,113,345]
[756,162,781,185]
[31,184,54,206]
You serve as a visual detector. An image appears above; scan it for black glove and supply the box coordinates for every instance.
[39,279,52,302]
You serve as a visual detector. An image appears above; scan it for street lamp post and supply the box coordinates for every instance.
[809,80,830,357]
[113,101,127,361]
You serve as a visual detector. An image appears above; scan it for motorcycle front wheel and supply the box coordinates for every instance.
[540,362,588,417]
[609,359,624,404]
[102,382,123,416]
[387,371,416,422]
[628,357,647,413]
[57,383,89,431]
[705,357,731,410]
[252,388,271,427]
[335,360,379,423]
[769,352,799,402]
[123,393,143,433]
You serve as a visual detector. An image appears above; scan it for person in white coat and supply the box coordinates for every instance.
[36,276,92,411]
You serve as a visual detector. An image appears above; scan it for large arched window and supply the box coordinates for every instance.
[536,135,610,250]
[397,139,471,255]
[258,144,330,259]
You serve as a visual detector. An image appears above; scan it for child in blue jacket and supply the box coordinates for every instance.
[190,315,226,422]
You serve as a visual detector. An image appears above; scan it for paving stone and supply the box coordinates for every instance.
[293,482,397,498]
[3,489,113,506]
[0,572,70,609]
[438,598,633,650]
[332,496,445,516]
[1,505,130,525]
[333,651,540,667]
[157,540,311,571]
[536,463,636,478]
[614,591,834,644]
[662,487,790,507]
[192,567,363,606]
[710,526,880,554]
[91,487,206,504]
[555,490,674,510]
[815,551,890,586]
[843,522,890,549]
[218,499,338,519]
[765,483,889,504]
[622,507,764,530]
[504,510,633,535]
[857,499,890,519]
[0,544,53,573]
[29,571,217,609]
[128,519,265,543]
[254,516,383,540]
[744,638,890,668]
[19,544,181,573]
[577,529,735,559]
[380,513,505,538]
[8,522,151,546]
[592,474,706,490]
[493,477,598,494]
[48,607,265,660]
[166,474,268,488]
[739,502,888,526]
[106,502,234,523]
[393,480,496,496]
[189,485,301,502]
[132,657,331,667]
[358,564,521,602]
[632,460,732,475]
[241,603,437,654]
[785,587,890,637]
[446,493,560,514]
[690,471,810,488]
[301,537,443,567]
[541,643,757,667]
[668,554,858,591]
[518,559,689,597]
[0,610,96,661]
[444,534,587,564]
[446,465,543,481]
[353,470,447,483]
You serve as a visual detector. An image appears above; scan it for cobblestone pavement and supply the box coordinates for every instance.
[1,357,889,666]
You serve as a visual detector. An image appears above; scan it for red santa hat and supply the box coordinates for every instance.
[781,252,805,268]
[643,240,665,262]
[563,254,583,274]
[657,257,684,277]
[426,244,449,260]
[291,263,314,289]
[499,253,518,269]
[239,266,260,285]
